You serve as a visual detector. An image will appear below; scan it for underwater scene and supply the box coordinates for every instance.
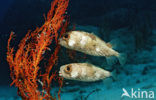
[0,0,156,100]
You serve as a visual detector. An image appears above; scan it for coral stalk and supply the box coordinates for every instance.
[7,0,69,100]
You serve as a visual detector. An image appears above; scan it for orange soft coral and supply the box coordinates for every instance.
[7,0,69,100]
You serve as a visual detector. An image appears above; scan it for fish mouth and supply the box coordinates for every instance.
[59,71,63,77]
[58,38,62,44]
[58,38,66,45]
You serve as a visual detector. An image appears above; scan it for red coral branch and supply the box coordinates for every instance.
[6,0,69,100]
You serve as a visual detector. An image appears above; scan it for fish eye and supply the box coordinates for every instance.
[64,65,72,73]
[67,66,70,71]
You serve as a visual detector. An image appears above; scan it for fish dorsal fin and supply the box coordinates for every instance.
[85,63,93,67]
[87,33,96,40]
[106,43,112,48]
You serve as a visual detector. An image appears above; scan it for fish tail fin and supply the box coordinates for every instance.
[111,70,117,81]
[103,70,117,89]
[107,39,121,50]
[117,53,127,66]
[106,56,117,67]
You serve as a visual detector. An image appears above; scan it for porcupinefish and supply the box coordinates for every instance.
[59,31,126,66]
[59,63,116,82]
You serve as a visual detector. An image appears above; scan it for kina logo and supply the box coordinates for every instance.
[121,88,154,99]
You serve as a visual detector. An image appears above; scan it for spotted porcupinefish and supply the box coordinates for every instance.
[59,31,126,66]
[59,63,116,82]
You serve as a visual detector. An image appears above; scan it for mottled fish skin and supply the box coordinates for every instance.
[59,63,111,82]
[59,31,119,57]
